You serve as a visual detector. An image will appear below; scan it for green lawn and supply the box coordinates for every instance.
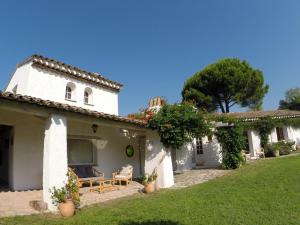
[2,156,300,225]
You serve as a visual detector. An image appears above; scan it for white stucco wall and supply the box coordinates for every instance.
[175,143,194,171]
[202,136,222,167]
[5,64,31,94]
[5,63,119,115]
[0,109,44,190]
[247,130,261,157]
[292,127,300,145]
[144,130,174,188]
[68,120,143,178]
[283,126,300,145]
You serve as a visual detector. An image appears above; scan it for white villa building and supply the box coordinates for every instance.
[174,110,300,171]
[0,55,174,211]
[147,97,300,172]
[0,55,300,211]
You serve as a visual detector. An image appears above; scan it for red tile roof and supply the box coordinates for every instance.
[19,55,123,91]
[0,92,146,127]
[217,110,300,120]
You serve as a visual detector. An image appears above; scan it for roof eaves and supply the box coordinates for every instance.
[0,92,146,127]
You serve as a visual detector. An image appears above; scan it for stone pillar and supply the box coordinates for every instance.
[144,131,174,188]
[43,114,68,211]
[247,130,261,157]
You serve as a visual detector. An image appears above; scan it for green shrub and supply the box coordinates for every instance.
[264,141,295,157]
[215,125,245,169]
[264,144,278,157]
[50,187,68,206]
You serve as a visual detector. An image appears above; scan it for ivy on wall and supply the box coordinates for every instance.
[217,115,300,148]
[148,103,211,150]
[148,105,300,169]
[215,125,245,169]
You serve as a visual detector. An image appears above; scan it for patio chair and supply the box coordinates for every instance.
[112,165,133,186]
[70,165,104,188]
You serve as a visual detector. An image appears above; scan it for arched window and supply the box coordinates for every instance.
[65,82,76,100]
[84,91,89,104]
[84,87,93,104]
[65,86,72,100]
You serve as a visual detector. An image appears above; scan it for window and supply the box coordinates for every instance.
[195,138,203,154]
[84,87,93,105]
[65,86,72,100]
[65,82,76,101]
[276,127,284,141]
[67,139,96,165]
[84,91,89,104]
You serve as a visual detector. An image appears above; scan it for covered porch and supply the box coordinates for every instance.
[0,92,174,212]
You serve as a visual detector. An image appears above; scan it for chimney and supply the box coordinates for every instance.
[148,97,165,112]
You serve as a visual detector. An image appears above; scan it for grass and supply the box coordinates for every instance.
[2,155,300,225]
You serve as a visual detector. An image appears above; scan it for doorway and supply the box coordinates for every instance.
[0,125,13,189]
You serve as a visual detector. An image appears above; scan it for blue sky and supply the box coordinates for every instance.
[0,0,299,116]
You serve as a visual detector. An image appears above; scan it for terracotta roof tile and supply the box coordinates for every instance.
[19,55,123,91]
[216,110,300,120]
[0,92,146,127]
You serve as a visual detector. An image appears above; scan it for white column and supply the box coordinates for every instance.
[43,114,68,211]
[144,131,174,188]
[283,126,294,142]
[247,130,261,157]
[203,136,222,167]
[269,128,278,143]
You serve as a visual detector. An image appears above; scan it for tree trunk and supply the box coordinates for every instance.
[225,101,230,113]
[217,99,225,113]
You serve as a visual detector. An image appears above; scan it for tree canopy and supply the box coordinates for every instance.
[279,87,300,110]
[182,58,269,113]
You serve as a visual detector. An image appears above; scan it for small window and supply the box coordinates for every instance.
[276,127,284,141]
[65,86,72,100]
[84,87,93,105]
[84,91,89,104]
[196,138,203,154]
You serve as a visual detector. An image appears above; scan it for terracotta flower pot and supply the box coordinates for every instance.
[144,182,155,193]
[58,199,75,217]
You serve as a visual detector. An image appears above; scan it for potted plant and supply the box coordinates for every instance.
[50,168,80,217]
[50,186,75,217]
[142,172,157,193]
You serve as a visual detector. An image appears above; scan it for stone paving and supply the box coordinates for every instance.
[0,169,229,217]
[80,181,144,207]
[172,168,230,188]
[0,182,144,218]
[0,189,43,217]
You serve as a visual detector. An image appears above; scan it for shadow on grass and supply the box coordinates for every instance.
[120,220,181,225]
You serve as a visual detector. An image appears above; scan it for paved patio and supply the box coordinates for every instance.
[0,169,229,217]
[173,168,230,188]
[0,182,144,218]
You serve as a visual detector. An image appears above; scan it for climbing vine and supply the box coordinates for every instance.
[215,125,246,169]
[147,104,300,169]
[148,103,211,150]
[216,115,300,148]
